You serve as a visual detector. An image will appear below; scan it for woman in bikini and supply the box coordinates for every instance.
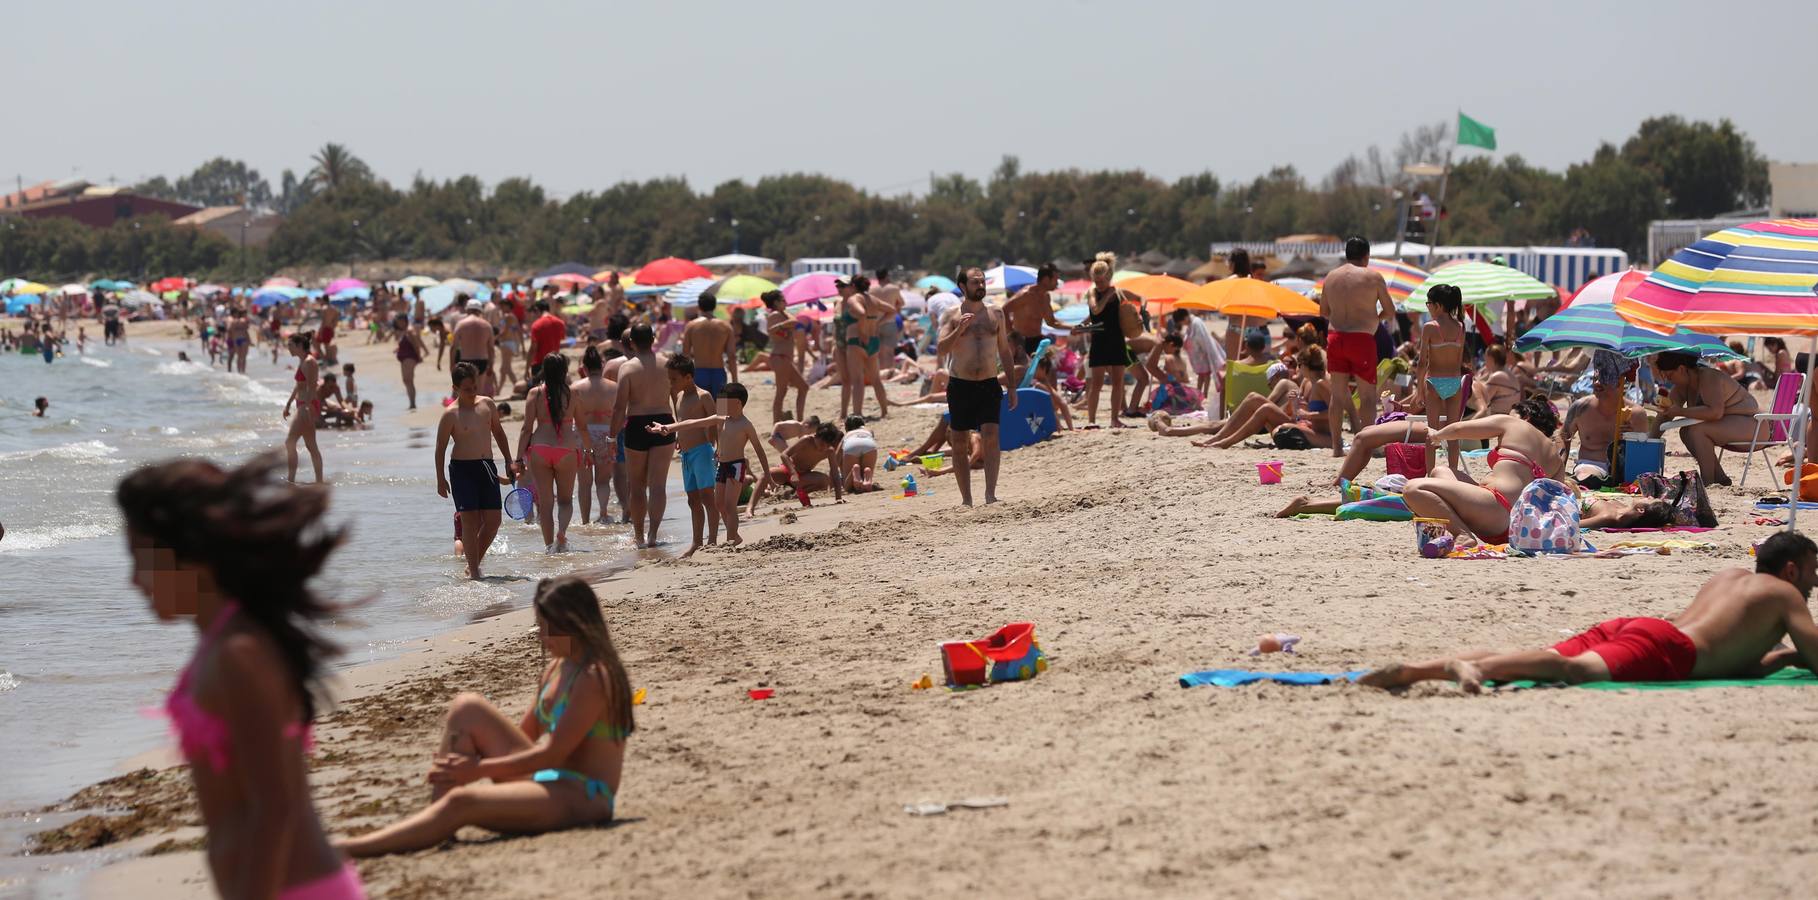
[1401,396,1564,546]
[119,454,366,899]
[1473,344,1522,417]
[392,313,427,410]
[341,575,633,857]
[1418,284,1469,472]
[282,334,325,484]
[517,354,594,552]
[1196,346,1334,449]
[497,306,523,388]
[569,345,619,526]
[1654,349,1761,486]
[761,291,810,423]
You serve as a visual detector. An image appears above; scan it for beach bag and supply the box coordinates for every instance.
[1670,470,1718,527]
[1271,424,1313,450]
[1150,381,1203,416]
[1381,417,1427,478]
[1117,291,1142,339]
[1509,478,1582,554]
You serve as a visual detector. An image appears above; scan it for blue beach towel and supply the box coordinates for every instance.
[1178,669,1367,688]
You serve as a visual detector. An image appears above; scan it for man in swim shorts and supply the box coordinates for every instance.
[1318,237,1397,456]
[452,297,497,390]
[1360,532,1818,692]
[681,293,736,400]
[612,322,675,548]
[435,362,518,579]
[1002,263,1074,383]
[1560,359,1625,489]
[936,267,1018,507]
[663,353,720,558]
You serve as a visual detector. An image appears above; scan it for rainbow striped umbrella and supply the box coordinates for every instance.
[1514,272,1739,359]
[1615,219,1818,336]
[1369,258,1428,301]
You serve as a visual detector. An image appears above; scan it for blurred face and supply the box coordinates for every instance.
[128,531,205,622]
[667,368,691,391]
[536,613,576,658]
[1091,267,1112,289]
[1785,552,1818,599]
[456,375,476,398]
[1038,273,1058,291]
[964,270,986,301]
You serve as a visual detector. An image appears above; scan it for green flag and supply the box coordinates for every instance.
[1457,112,1496,150]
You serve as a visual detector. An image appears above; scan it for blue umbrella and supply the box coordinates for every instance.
[663,277,716,306]
[331,287,372,301]
[5,295,43,315]
[420,285,459,314]
[625,284,670,298]
[250,287,303,308]
[89,279,136,292]
[1515,303,1741,360]
[915,274,958,292]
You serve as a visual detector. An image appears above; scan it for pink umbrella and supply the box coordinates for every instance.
[325,277,368,294]
[263,276,300,288]
[781,272,841,306]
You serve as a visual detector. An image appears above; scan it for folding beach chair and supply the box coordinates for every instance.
[1660,371,1804,488]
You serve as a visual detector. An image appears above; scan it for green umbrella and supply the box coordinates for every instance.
[1404,261,1557,311]
[89,279,137,292]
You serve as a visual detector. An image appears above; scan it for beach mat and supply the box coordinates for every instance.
[1179,668,1818,691]
[1497,668,1818,692]
[1591,526,1716,533]
[1755,500,1818,511]
[1179,669,1365,688]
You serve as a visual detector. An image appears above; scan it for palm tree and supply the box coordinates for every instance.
[307,143,373,193]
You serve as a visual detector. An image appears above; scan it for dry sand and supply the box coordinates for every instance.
[36,321,1818,898]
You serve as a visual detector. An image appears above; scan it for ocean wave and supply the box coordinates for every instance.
[0,671,16,693]
[136,347,164,356]
[0,520,118,552]
[0,439,118,464]
[208,376,290,406]
[153,360,212,376]
[78,357,112,368]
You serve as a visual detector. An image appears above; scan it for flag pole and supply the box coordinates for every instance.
[1427,112,1458,269]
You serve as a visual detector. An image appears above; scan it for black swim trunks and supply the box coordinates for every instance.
[947,376,1004,432]
[460,357,490,376]
[716,458,747,483]
[623,413,677,451]
[447,458,502,512]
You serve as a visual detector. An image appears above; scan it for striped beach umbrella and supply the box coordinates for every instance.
[1404,261,1556,311]
[1615,219,1818,336]
[1369,258,1428,301]
[1514,305,1739,359]
[985,264,1037,293]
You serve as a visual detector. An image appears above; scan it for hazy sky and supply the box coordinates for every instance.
[13,0,1818,200]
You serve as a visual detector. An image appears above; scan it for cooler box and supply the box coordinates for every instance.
[1622,433,1665,483]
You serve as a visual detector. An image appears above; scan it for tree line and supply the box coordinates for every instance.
[0,116,1770,282]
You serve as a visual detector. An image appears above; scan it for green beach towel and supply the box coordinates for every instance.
[1498,669,1818,692]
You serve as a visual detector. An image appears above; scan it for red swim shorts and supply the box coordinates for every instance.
[1551,617,1697,682]
[1327,330,1378,384]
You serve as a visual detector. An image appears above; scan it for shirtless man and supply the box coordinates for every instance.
[1360,532,1818,692]
[452,298,496,392]
[611,323,675,548]
[750,421,845,514]
[586,286,612,345]
[869,268,906,376]
[315,300,340,365]
[681,294,737,401]
[570,345,619,525]
[435,362,518,579]
[1003,263,1073,383]
[936,267,1018,506]
[1560,363,1625,489]
[1318,237,1396,456]
[604,272,628,322]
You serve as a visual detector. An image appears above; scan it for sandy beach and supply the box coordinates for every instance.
[20,323,1813,899]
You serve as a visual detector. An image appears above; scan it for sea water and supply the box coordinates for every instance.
[0,336,669,821]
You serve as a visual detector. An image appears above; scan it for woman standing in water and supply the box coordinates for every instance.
[393,313,428,410]
[340,575,633,857]
[282,333,325,483]
[120,454,365,899]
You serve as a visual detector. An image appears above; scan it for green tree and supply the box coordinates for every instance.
[1557,144,1664,255]
[1621,116,1770,218]
[173,157,273,208]
[307,143,374,194]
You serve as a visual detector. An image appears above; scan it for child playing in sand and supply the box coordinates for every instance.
[750,421,844,513]
[840,415,882,493]
[119,454,366,898]
[341,576,634,857]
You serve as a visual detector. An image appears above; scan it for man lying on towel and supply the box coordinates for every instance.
[1360,532,1818,692]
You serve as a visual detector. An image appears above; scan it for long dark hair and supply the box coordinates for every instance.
[1514,395,1560,436]
[534,576,634,739]
[540,354,570,424]
[117,453,344,720]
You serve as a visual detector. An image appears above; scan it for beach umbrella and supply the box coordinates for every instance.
[984,264,1037,293]
[1054,304,1090,326]
[87,278,135,292]
[1514,287,1740,360]
[635,257,713,286]
[664,277,716,306]
[1109,269,1147,285]
[534,262,597,280]
[1363,258,1429,302]
[262,276,301,289]
[58,283,88,296]
[915,274,958,293]
[1056,279,1092,297]
[4,295,41,315]
[331,286,372,302]
[1614,218,1818,529]
[1177,278,1320,318]
[1273,277,1321,298]
[149,276,190,293]
[419,284,460,315]
[535,272,595,290]
[120,289,165,307]
[1116,274,1199,303]
[249,288,293,308]
[395,274,439,289]
[192,283,228,297]
[1404,261,1556,311]
[592,268,628,282]
[624,284,670,298]
[781,271,843,306]
[326,277,368,295]
[437,277,487,296]
[710,273,779,302]
[5,280,51,295]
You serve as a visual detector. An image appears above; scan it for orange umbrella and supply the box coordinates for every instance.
[1177,278,1321,318]
[1116,274,1199,309]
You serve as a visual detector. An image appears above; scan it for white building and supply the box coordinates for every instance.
[790,257,862,277]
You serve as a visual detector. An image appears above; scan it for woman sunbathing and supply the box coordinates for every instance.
[1401,396,1564,546]
[1196,347,1334,450]
[340,576,634,857]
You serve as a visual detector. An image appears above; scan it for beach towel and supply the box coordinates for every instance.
[1497,669,1818,692]
[1591,526,1716,533]
[1755,500,1818,512]
[1178,669,1365,688]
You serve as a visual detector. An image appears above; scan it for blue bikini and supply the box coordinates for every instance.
[531,669,632,810]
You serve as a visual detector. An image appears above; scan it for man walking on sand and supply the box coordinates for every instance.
[612,323,676,548]
[1318,236,1396,456]
[452,297,496,392]
[681,293,737,400]
[937,267,1018,506]
[1003,262,1074,383]
[435,362,518,579]
[1360,532,1818,692]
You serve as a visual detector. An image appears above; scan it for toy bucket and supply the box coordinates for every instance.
[921,454,944,470]
[1414,517,1454,558]
[1257,461,1283,484]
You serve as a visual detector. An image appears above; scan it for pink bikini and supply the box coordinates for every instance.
[165,603,366,900]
